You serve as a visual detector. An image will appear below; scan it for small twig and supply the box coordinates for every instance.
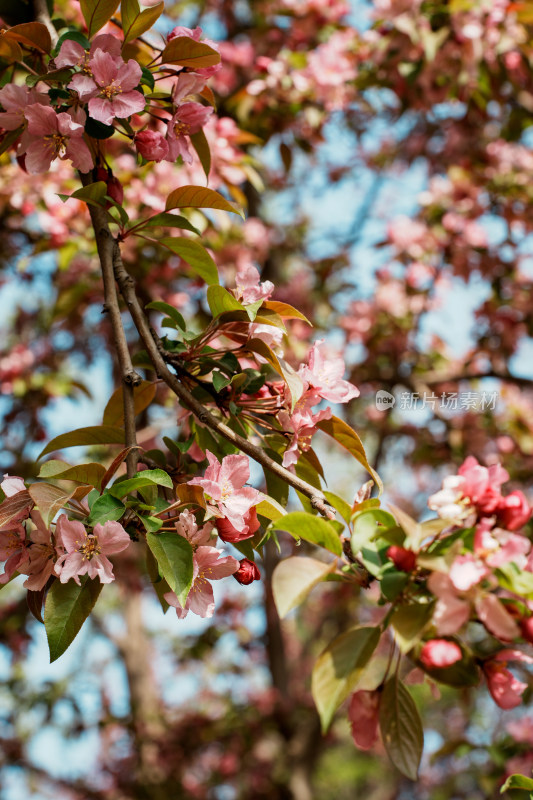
[80,173,142,478]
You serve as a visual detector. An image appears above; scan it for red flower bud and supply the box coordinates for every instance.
[134,130,169,162]
[233,558,261,585]
[498,490,532,531]
[387,545,416,572]
[95,167,124,208]
[216,507,259,543]
[520,616,533,644]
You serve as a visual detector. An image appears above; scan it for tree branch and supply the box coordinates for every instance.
[32,0,58,45]
[110,244,334,517]
[80,175,142,478]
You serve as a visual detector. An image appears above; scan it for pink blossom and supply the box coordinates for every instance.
[54,515,130,585]
[419,639,462,669]
[458,456,508,513]
[1,474,26,497]
[22,511,56,591]
[166,102,213,164]
[278,391,332,469]
[69,49,144,126]
[234,264,274,304]
[135,130,169,162]
[348,690,380,751]
[55,33,122,69]
[22,105,93,173]
[474,522,530,569]
[164,545,238,618]
[299,339,359,404]
[172,73,207,105]
[428,571,471,635]
[189,451,261,532]
[497,490,532,531]
[0,85,50,130]
[484,649,533,710]
[174,509,214,547]
[449,554,489,592]
[0,523,28,584]
[475,593,520,641]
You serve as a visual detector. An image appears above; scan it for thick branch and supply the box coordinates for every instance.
[80,175,141,477]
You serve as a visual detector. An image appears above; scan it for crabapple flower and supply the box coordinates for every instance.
[0,85,50,130]
[498,490,531,531]
[135,130,169,162]
[419,639,462,669]
[299,339,359,404]
[189,451,261,532]
[54,515,130,585]
[234,264,274,304]
[22,511,56,591]
[348,690,380,751]
[0,524,28,584]
[233,558,261,585]
[216,507,260,543]
[166,102,213,164]
[69,49,145,125]
[22,105,93,173]
[278,392,331,469]
[1,474,26,497]
[174,509,214,547]
[483,649,533,710]
[55,33,122,69]
[165,545,238,618]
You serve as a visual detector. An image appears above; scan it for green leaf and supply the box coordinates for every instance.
[271,511,342,556]
[165,185,243,218]
[103,380,156,427]
[161,237,219,285]
[501,775,533,793]
[256,496,286,521]
[87,492,125,525]
[146,301,186,331]
[138,212,200,235]
[391,602,434,653]
[379,677,423,781]
[351,510,397,555]
[262,300,312,325]
[80,0,120,38]
[84,117,115,140]
[54,30,91,55]
[272,556,334,618]
[38,460,105,490]
[108,469,172,498]
[146,532,194,607]
[44,578,102,662]
[58,181,108,206]
[140,66,155,90]
[121,0,164,43]
[317,416,383,496]
[38,425,125,459]
[207,285,245,316]
[212,371,230,392]
[311,626,380,732]
[6,21,52,53]
[323,492,352,525]
[161,36,221,69]
[190,128,211,179]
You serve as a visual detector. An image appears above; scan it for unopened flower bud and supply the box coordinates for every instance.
[233,558,261,585]
[387,545,416,572]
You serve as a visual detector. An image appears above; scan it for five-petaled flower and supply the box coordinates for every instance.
[69,49,145,126]
[22,105,93,174]
[189,451,261,532]
[165,546,239,619]
[54,515,131,585]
